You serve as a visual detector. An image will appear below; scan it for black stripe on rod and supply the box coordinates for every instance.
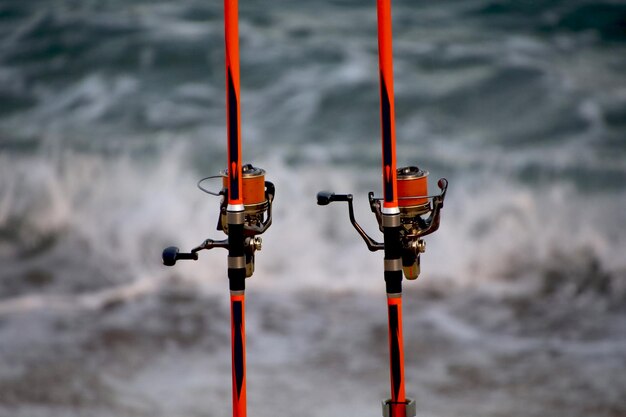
[227,69,240,202]
[384,224,403,294]
[380,71,394,204]
[388,304,401,399]
[232,300,245,398]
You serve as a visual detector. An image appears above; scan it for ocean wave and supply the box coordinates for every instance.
[469,0,626,42]
[0,0,625,307]
[1,146,625,304]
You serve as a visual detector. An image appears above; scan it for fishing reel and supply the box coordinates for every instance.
[162,164,275,278]
[317,166,447,280]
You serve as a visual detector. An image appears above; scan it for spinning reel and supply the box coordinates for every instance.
[317,166,447,280]
[162,164,275,278]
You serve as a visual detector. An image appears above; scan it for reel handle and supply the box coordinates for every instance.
[162,238,229,266]
[316,191,383,252]
[162,246,198,266]
[316,191,351,206]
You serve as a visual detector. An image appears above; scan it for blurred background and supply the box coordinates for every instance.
[1,0,625,416]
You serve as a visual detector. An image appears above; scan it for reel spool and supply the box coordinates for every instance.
[397,166,429,211]
[221,164,266,206]
[218,164,274,237]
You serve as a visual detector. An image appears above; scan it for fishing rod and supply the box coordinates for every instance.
[162,1,274,417]
[317,1,447,416]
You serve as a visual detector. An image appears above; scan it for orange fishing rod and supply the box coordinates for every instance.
[377,2,406,416]
[162,2,275,417]
[225,0,243,212]
[377,0,399,214]
[224,2,247,415]
[317,1,448,416]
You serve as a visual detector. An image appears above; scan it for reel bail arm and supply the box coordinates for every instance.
[370,177,448,239]
[416,178,447,237]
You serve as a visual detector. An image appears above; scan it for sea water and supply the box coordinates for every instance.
[0,1,625,416]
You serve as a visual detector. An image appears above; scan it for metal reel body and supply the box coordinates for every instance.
[316,165,447,281]
[217,165,274,277]
[369,166,448,280]
[162,163,274,278]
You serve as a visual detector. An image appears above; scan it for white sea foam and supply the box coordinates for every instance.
[1,143,624,301]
